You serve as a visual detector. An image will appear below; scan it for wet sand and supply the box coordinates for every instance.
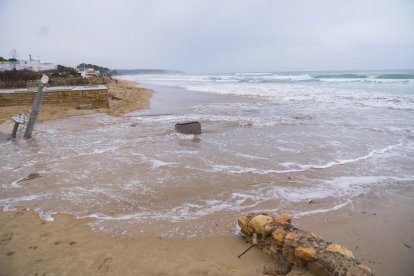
[0,208,275,276]
[1,187,413,275]
[296,185,414,276]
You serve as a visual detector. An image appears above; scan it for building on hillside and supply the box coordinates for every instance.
[0,55,57,72]
[77,68,101,78]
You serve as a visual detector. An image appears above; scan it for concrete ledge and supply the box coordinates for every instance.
[175,121,201,134]
[0,85,109,108]
[238,213,373,276]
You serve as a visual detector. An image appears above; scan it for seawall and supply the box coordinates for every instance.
[0,85,109,108]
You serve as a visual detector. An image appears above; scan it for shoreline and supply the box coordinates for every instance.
[0,208,275,276]
[1,180,413,275]
[0,80,413,275]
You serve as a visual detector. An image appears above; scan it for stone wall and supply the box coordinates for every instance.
[0,86,109,108]
[237,213,373,276]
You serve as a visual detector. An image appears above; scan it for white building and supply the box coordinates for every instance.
[0,56,57,72]
[77,68,101,78]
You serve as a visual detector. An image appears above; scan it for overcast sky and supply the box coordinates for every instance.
[1,0,413,73]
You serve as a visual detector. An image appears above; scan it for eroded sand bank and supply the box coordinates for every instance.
[0,79,152,124]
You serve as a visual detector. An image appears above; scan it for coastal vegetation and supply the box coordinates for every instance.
[0,63,115,89]
[0,57,17,62]
[76,63,117,76]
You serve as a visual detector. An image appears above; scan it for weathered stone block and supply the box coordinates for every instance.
[295,246,318,261]
[175,121,201,134]
[250,215,273,235]
[274,213,292,225]
[237,213,373,276]
[272,229,286,249]
[237,215,253,236]
[307,261,333,276]
[326,244,354,259]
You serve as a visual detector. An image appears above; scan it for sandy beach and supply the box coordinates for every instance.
[2,0,413,275]
[1,185,413,275]
[0,208,275,276]
[1,81,413,275]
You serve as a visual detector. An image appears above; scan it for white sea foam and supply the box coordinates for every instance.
[294,200,351,217]
[2,179,24,189]
[0,194,50,213]
[122,72,414,111]
[208,142,402,175]
[149,159,176,168]
[0,71,412,236]
[34,208,57,221]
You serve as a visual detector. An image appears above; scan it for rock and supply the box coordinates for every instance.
[326,244,354,259]
[286,231,301,241]
[175,121,201,135]
[272,229,286,248]
[18,172,41,183]
[250,215,273,235]
[252,233,258,245]
[237,216,253,236]
[282,244,296,264]
[358,264,372,274]
[307,261,332,276]
[348,264,372,275]
[308,232,320,239]
[274,214,292,225]
[285,231,301,247]
[27,172,40,179]
[295,247,318,261]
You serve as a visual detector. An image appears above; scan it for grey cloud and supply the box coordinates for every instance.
[0,0,413,72]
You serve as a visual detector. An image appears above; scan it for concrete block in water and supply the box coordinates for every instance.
[175,121,201,134]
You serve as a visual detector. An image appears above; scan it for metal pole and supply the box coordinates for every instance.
[11,122,20,138]
[23,75,49,139]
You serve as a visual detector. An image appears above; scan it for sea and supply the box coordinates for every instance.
[1,70,413,237]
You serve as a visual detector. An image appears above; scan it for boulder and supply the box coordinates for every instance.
[347,264,372,275]
[250,215,273,235]
[237,216,253,236]
[272,229,286,248]
[285,231,301,247]
[295,247,318,261]
[358,264,372,274]
[18,172,41,183]
[307,261,332,276]
[285,231,301,241]
[274,214,292,225]
[326,244,354,259]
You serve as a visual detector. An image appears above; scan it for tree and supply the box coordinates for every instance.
[77,63,112,75]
